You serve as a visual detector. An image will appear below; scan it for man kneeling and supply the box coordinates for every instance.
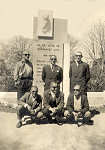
[42,82,64,125]
[64,84,92,126]
[16,86,43,128]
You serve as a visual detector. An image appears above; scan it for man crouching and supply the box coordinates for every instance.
[16,86,43,128]
[64,84,92,127]
[43,82,64,125]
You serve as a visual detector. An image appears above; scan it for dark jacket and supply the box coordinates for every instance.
[69,61,90,92]
[18,92,42,112]
[66,94,89,114]
[42,65,63,90]
[43,90,64,110]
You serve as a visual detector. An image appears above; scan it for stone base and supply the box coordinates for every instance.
[0,92,105,109]
[87,92,105,107]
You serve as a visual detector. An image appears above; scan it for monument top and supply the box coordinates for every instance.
[33,17,68,43]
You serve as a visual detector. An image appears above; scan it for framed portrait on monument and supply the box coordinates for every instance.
[37,10,53,37]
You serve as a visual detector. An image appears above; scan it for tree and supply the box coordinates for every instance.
[67,34,79,61]
[0,36,34,91]
[83,21,105,91]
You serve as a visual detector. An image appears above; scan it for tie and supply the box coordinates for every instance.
[52,65,55,72]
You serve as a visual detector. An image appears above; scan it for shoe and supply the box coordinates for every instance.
[84,120,94,125]
[47,116,53,124]
[31,117,35,123]
[16,121,22,128]
[77,121,83,127]
[34,118,41,125]
[48,118,53,124]
[55,118,63,126]
[56,121,63,126]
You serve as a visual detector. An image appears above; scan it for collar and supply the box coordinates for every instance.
[50,64,56,68]
[75,60,82,64]
[74,94,81,100]
[49,90,60,97]
[31,93,38,99]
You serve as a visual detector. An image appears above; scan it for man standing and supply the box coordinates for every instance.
[42,81,64,125]
[42,55,63,91]
[69,51,90,94]
[64,84,92,126]
[14,51,33,100]
[16,86,43,128]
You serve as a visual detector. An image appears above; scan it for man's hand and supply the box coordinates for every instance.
[15,80,20,87]
[19,72,23,78]
[49,107,57,117]
[30,110,35,115]
[72,112,78,121]
[72,111,77,117]
[77,112,82,118]
[64,110,70,117]
[24,104,32,111]
[49,107,56,113]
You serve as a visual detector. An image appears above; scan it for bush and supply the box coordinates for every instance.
[87,58,105,92]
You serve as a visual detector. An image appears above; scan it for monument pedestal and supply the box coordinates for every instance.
[33,16,68,102]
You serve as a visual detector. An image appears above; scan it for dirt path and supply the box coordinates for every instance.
[0,112,105,150]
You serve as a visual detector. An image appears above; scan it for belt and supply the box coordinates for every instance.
[20,77,33,80]
[74,110,80,113]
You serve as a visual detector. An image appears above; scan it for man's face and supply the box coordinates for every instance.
[74,53,82,63]
[50,83,58,94]
[50,56,57,65]
[23,53,30,61]
[31,87,38,97]
[73,85,81,96]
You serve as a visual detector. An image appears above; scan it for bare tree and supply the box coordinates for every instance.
[67,34,79,61]
[83,21,105,68]
[0,36,34,91]
[83,21,105,91]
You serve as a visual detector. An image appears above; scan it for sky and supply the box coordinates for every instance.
[0,0,105,41]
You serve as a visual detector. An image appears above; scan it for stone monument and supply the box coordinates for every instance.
[32,10,69,103]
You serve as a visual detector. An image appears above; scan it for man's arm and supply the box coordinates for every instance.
[18,93,29,106]
[33,96,42,113]
[66,95,74,113]
[69,64,72,90]
[69,64,72,79]
[18,93,32,111]
[86,64,90,83]
[14,63,19,82]
[43,92,51,109]
[31,63,34,80]
[58,67,63,83]
[80,95,89,114]
[56,92,64,110]
[42,66,46,82]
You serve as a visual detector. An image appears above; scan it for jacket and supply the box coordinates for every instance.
[43,89,64,110]
[18,92,42,112]
[42,64,63,90]
[66,94,89,114]
[69,61,90,91]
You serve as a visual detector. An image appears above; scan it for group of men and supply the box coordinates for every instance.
[14,50,92,128]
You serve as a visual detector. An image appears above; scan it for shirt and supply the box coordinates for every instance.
[50,91,56,100]
[74,95,81,112]
[21,63,32,78]
[14,60,33,81]
[50,64,55,72]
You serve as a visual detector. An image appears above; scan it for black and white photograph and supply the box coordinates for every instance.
[0,0,105,150]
